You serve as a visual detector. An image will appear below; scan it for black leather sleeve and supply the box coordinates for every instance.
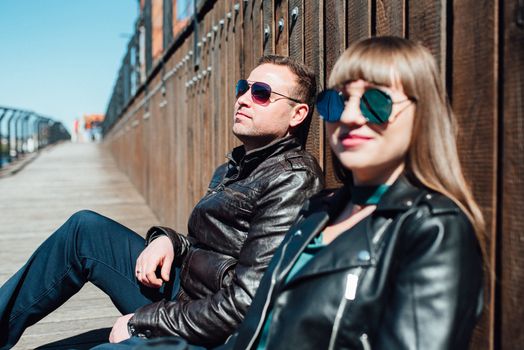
[376,206,484,350]
[129,169,323,346]
[145,226,194,267]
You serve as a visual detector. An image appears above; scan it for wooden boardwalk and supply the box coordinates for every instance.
[0,142,160,349]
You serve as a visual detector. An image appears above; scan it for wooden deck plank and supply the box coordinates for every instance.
[0,142,160,349]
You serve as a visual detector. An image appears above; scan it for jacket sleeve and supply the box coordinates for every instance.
[145,226,194,267]
[376,208,484,350]
[129,169,323,346]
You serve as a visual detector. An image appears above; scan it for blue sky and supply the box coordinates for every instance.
[0,1,138,132]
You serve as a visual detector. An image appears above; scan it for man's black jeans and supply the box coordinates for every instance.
[0,210,179,349]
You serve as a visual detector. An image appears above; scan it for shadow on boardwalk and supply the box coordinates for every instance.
[0,142,159,349]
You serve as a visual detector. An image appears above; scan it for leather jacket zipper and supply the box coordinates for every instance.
[328,297,348,350]
[328,267,362,350]
[360,333,371,350]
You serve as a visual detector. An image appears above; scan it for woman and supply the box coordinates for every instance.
[135,36,485,350]
[217,36,486,350]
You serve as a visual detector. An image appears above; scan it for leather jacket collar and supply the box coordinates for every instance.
[321,174,425,218]
[227,136,302,178]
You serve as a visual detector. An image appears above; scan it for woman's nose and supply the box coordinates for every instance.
[339,96,367,125]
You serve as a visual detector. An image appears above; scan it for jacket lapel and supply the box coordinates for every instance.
[282,177,423,287]
[275,211,330,282]
[285,216,374,287]
[274,185,355,283]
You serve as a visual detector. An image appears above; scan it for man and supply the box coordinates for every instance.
[0,55,323,349]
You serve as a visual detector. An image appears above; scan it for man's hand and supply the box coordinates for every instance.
[109,313,134,343]
[135,235,174,288]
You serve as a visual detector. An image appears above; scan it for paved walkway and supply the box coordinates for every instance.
[0,142,159,349]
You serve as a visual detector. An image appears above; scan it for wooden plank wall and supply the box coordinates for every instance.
[500,1,524,349]
[104,1,524,348]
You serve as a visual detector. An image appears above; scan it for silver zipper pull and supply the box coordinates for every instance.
[345,273,359,300]
[360,333,371,350]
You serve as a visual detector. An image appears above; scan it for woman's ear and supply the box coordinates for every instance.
[289,103,310,128]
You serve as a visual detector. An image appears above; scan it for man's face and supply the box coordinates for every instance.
[232,63,300,151]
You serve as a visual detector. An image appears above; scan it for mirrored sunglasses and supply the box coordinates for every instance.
[316,88,413,124]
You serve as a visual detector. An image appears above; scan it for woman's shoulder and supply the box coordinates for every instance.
[403,188,478,252]
[415,190,463,216]
[383,175,464,216]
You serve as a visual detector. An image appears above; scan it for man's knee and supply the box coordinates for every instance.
[65,210,110,241]
[69,209,103,223]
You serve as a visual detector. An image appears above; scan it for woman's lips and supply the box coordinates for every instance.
[339,133,373,147]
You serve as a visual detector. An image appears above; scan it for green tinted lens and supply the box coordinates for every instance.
[360,89,393,124]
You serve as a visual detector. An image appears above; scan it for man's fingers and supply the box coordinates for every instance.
[161,257,173,281]
[145,270,163,287]
[109,320,117,343]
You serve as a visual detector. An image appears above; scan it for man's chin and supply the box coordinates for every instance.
[232,124,252,138]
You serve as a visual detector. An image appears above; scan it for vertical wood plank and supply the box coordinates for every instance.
[174,46,187,231]
[407,0,445,81]
[324,0,345,75]
[243,0,255,74]
[181,44,190,229]
[452,1,498,349]
[500,0,524,348]
[263,0,275,55]
[288,0,304,61]
[231,0,243,151]
[211,2,224,171]
[375,0,405,36]
[165,51,177,227]
[230,2,243,152]
[323,0,346,188]
[303,0,324,170]
[347,0,371,44]
[275,0,289,56]
[201,11,213,198]
[147,77,159,218]
[212,2,224,169]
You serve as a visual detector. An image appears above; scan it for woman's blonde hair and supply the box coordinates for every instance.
[329,36,487,263]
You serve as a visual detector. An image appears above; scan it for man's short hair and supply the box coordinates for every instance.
[256,55,317,147]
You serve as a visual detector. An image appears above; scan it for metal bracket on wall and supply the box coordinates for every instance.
[291,7,299,23]
[278,18,285,33]
[517,0,524,28]
[264,24,271,42]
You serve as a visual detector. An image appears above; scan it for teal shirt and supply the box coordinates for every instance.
[256,233,326,350]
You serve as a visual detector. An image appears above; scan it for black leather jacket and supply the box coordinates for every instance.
[224,176,483,350]
[129,136,324,346]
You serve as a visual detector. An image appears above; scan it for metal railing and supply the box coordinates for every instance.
[0,106,71,169]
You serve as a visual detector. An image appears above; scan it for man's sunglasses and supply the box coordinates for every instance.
[235,79,302,104]
[316,88,414,124]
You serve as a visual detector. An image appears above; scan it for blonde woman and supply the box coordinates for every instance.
[217,36,486,350]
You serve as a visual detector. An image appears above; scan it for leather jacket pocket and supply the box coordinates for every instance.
[180,248,237,298]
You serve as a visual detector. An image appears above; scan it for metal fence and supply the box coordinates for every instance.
[102,1,524,349]
[0,106,70,168]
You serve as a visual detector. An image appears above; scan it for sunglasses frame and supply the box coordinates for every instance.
[236,79,302,104]
[316,87,415,124]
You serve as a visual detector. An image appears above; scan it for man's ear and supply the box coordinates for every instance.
[289,103,309,127]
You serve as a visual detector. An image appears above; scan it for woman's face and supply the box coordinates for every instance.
[327,79,415,185]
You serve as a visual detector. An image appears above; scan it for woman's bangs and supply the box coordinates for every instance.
[329,46,397,89]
